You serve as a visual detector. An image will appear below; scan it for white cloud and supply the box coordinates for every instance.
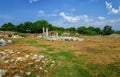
[38,10,57,17]
[82,15,93,22]
[59,12,93,23]
[59,12,80,23]
[29,0,39,3]
[106,1,120,14]
[38,10,45,16]
[111,8,120,14]
[106,1,112,10]
[98,16,105,20]
[91,18,120,27]
[52,12,120,30]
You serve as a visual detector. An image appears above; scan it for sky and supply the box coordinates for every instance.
[0,0,120,30]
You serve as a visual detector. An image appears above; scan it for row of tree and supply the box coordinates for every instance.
[0,20,120,35]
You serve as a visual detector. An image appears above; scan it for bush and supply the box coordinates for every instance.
[8,34,12,37]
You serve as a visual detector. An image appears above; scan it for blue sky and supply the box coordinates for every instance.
[0,0,120,30]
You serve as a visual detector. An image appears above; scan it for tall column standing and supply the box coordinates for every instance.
[42,27,45,38]
[46,28,48,38]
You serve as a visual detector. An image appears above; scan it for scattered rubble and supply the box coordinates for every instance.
[109,34,120,38]
[0,69,7,76]
[0,39,6,46]
[12,35,24,39]
[7,40,12,44]
[0,31,25,39]
[0,39,13,46]
[13,75,21,77]
[0,49,56,77]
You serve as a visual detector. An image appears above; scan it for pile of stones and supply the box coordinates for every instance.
[0,49,55,77]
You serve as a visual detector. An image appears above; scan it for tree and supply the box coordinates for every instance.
[33,20,50,33]
[77,26,86,34]
[94,28,103,35]
[115,31,120,34]
[16,23,26,33]
[77,26,103,35]
[103,25,114,35]
[24,21,33,33]
[1,22,16,31]
[85,26,97,35]
[66,27,76,32]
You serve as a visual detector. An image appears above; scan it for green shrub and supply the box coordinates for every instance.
[8,34,12,37]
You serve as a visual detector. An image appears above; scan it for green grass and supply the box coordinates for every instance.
[46,48,119,76]
[30,73,36,77]
[15,38,50,48]
[46,48,54,51]
[85,63,120,77]
[48,51,92,77]
[51,66,91,77]
[50,51,73,60]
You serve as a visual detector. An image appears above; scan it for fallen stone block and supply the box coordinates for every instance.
[0,39,6,46]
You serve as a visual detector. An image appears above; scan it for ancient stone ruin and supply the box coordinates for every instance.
[38,27,84,42]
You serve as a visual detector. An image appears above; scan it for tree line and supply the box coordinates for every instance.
[0,20,120,35]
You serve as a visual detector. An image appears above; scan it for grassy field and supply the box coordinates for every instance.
[0,34,120,77]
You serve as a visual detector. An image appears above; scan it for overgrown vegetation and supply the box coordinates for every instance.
[0,20,119,36]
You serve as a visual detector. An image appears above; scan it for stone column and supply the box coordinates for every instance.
[42,27,45,38]
[46,28,48,38]
[56,33,59,39]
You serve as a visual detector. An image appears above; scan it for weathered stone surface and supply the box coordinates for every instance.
[13,75,21,77]
[0,39,6,46]
[0,69,7,75]
[7,40,12,44]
